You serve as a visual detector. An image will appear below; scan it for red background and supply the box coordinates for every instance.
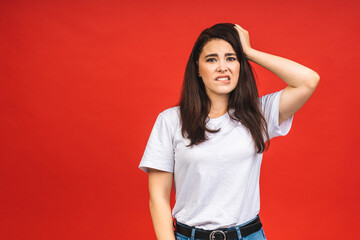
[1,0,359,239]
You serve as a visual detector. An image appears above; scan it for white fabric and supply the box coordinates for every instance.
[139,89,294,230]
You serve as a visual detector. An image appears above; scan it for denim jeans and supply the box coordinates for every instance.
[174,215,267,240]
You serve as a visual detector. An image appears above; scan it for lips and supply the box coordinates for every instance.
[215,75,231,81]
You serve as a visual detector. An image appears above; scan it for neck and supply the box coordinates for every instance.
[207,94,229,119]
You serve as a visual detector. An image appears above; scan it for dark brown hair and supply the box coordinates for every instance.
[179,23,270,153]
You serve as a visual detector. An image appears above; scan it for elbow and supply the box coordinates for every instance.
[149,195,170,207]
[304,71,320,89]
[149,197,171,212]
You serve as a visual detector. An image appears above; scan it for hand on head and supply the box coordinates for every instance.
[234,24,252,56]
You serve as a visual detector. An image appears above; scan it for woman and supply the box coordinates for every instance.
[139,23,319,240]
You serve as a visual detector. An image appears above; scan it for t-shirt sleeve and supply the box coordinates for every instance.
[138,113,175,173]
[260,89,294,139]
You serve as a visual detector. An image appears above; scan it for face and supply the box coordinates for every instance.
[197,39,240,100]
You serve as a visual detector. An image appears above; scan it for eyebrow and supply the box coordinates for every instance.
[204,53,236,58]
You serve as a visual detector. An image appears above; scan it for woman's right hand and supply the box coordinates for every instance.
[148,169,175,240]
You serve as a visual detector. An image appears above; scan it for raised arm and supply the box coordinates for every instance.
[234,24,320,125]
[148,169,175,240]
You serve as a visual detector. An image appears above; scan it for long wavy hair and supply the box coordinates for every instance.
[179,23,270,153]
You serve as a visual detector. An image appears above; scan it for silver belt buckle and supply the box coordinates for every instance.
[209,230,226,240]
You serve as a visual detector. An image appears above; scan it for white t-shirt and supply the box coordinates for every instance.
[139,89,294,230]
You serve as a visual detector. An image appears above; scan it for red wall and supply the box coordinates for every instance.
[1,0,359,239]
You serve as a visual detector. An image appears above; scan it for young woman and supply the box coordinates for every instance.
[139,23,319,240]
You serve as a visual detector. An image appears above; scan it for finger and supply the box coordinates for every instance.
[234,24,244,30]
[235,24,247,32]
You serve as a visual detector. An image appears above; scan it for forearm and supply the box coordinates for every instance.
[149,197,175,240]
[246,48,320,88]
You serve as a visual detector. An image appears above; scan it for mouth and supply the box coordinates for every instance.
[215,75,231,83]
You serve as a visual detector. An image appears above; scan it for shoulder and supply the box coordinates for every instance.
[152,106,181,133]
[259,90,283,110]
[158,106,180,123]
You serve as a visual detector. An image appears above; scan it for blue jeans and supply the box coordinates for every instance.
[174,215,267,240]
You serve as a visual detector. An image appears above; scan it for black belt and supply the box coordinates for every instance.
[174,215,262,240]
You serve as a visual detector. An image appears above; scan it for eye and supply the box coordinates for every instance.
[227,57,237,61]
[206,58,216,62]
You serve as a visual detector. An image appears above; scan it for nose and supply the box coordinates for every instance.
[216,60,228,72]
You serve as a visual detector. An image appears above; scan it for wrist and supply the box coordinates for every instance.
[244,48,256,60]
[244,48,259,62]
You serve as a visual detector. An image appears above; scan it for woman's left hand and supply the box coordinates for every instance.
[234,24,253,56]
